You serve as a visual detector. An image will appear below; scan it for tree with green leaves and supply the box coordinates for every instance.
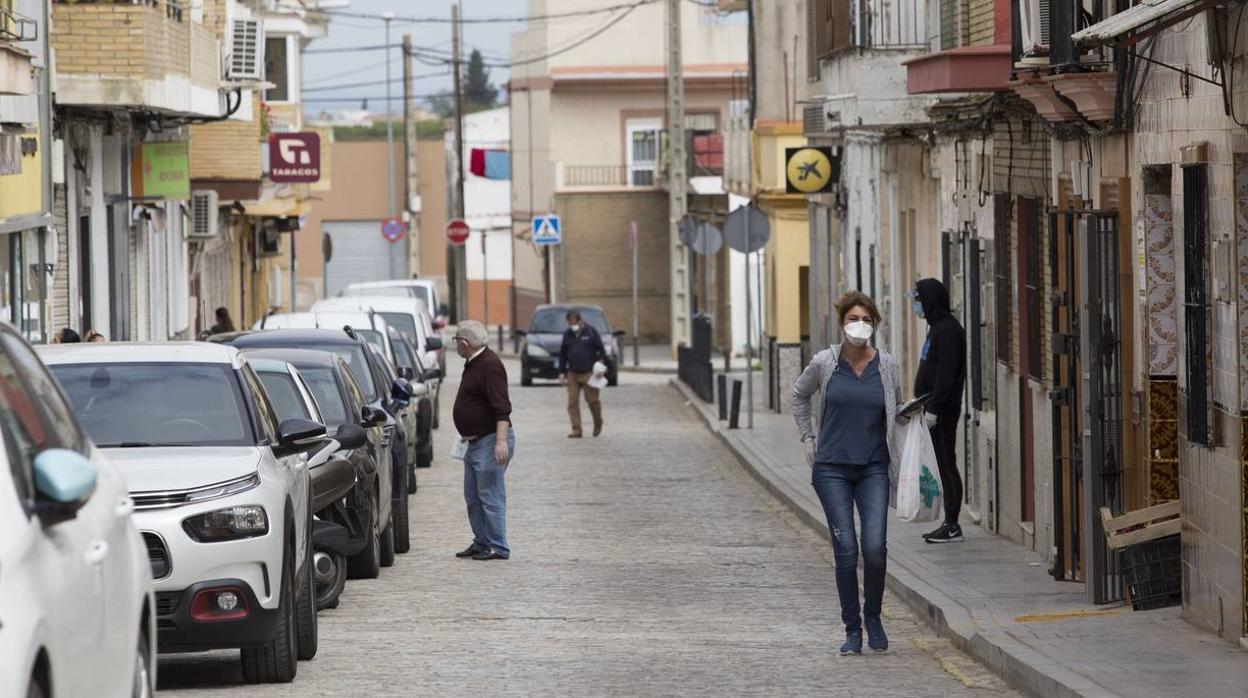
[464,49,498,110]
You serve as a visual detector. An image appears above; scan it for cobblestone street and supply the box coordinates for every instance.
[157,360,1015,697]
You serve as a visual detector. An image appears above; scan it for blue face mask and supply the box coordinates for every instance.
[913,300,925,318]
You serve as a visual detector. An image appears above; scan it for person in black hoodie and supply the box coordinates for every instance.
[912,278,967,543]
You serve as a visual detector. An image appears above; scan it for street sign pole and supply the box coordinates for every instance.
[631,221,639,367]
[744,206,753,429]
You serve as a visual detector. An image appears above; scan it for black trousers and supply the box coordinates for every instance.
[929,413,963,525]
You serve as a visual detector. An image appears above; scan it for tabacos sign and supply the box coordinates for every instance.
[269,132,321,183]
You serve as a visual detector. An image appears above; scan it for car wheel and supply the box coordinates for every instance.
[392,461,410,554]
[432,392,440,429]
[241,545,298,683]
[416,444,433,470]
[380,520,396,567]
[346,488,381,579]
[131,626,154,697]
[520,358,532,386]
[295,542,318,660]
[314,552,348,610]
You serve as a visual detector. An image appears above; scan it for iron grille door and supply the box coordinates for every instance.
[1182,164,1209,445]
[968,238,984,410]
[1079,211,1125,604]
[1050,209,1083,583]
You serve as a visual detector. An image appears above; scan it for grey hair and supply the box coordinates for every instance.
[454,320,489,349]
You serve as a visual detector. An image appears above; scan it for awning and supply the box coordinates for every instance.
[1072,0,1219,47]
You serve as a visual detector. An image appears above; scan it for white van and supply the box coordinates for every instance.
[340,280,446,329]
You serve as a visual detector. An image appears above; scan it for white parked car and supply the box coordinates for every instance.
[339,280,446,329]
[39,342,327,684]
[255,311,397,364]
[0,324,155,698]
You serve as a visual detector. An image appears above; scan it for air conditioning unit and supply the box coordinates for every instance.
[189,190,219,239]
[1019,0,1051,57]
[228,19,265,82]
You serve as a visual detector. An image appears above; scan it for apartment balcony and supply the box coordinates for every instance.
[1007,0,1119,124]
[557,164,644,191]
[812,0,927,58]
[0,4,38,97]
[51,0,221,117]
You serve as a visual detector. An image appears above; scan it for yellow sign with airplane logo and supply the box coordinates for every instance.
[785,146,836,194]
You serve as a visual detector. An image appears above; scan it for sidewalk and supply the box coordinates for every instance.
[672,377,1248,698]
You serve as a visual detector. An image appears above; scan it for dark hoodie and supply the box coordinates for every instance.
[913,278,966,416]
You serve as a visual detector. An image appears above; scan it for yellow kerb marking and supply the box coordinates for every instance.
[1014,608,1123,623]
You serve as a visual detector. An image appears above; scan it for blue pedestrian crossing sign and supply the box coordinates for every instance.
[532,214,562,246]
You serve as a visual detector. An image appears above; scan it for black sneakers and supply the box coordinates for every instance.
[924,522,964,543]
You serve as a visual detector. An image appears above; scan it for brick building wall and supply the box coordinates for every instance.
[190,94,263,181]
[968,0,995,45]
[555,190,670,343]
[52,3,217,87]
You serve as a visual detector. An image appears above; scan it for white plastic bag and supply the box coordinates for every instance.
[897,418,943,523]
[588,360,608,390]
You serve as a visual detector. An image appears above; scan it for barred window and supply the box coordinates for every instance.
[1019,197,1044,380]
[994,194,1011,366]
[1181,164,1209,445]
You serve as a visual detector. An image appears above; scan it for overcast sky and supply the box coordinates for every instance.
[303,0,528,116]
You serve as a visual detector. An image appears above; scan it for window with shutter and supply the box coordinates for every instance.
[1019,197,1044,380]
[994,194,1012,367]
[1181,164,1209,445]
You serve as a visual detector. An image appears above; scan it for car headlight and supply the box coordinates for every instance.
[183,505,269,543]
[526,344,550,358]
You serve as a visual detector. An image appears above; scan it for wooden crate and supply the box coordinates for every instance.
[1099,500,1180,550]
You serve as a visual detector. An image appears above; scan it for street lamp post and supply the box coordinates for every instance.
[384,12,396,219]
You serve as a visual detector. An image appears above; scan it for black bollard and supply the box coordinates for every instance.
[497,325,504,350]
[729,379,742,429]
[717,374,728,421]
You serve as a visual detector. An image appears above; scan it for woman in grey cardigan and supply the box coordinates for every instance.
[792,291,902,655]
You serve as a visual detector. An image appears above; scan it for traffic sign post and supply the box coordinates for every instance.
[532,214,561,246]
[381,217,407,243]
[446,218,470,246]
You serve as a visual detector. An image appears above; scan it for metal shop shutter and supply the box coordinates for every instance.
[323,220,406,298]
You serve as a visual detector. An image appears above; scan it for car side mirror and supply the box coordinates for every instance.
[361,405,386,427]
[410,381,430,399]
[33,448,97,526]
[275,418,328,458]
[391,377,413,404]
[333,423,367,450]
[438,303,449,317]
[423,368,442,382]
[425,336,444,351]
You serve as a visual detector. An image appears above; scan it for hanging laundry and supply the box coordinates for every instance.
[469,148,511,180]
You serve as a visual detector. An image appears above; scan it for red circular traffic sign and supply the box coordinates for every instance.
[446,218,470,246]
[380,217,406,243]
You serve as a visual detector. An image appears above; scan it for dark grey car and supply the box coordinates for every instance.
[516,304,624,387]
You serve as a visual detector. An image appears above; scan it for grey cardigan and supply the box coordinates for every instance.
[791,343,903,506]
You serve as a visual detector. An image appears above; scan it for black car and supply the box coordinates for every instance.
[244,348,389,599]
[386,327,438,480]
[210,329,415,559]
[517,304,625,387]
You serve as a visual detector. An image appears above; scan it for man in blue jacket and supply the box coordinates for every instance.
[912,278,967,543]
[559,310,607,438]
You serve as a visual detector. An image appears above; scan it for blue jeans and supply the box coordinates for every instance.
[811,462,889,633]
[464,429,515,557]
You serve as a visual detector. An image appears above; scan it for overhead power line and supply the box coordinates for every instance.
[302,71,449,93]
[319,0,660,25]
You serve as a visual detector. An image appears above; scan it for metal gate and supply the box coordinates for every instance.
[1053,209,1125,603]
[323,220,407,298]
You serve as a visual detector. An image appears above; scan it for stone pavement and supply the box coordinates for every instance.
[156,359,1014,697]
[672,375,1248,698]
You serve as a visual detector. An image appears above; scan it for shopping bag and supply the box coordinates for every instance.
[588,360,609,390]
[896,418,943,523]
[449,437,469,461]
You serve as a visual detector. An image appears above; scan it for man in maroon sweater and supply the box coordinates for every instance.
[452,320,515,560]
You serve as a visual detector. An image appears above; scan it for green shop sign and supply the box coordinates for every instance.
[131,142,190,200]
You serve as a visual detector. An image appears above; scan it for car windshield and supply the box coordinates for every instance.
[325,346,379,402]
[379,312,419,343]
[257,371,311,422]
[411,286,433,308]
[50,362,254,448]
[298,367,349,426]
[529,308,609,335]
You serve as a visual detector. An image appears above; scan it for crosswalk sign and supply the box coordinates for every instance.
[532,214,562,245]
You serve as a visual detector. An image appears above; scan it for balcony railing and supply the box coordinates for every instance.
[1012,0,1115,70]
[0,6,38,43]
[561,165,632,188]
[814,0,926,57]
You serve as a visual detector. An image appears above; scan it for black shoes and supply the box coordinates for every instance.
[456,545,485,558]
[839,629,863,655]
[472,550,508,561]
[864,617,889,653]
[924,522,964,543]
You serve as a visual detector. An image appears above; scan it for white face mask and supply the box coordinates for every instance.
[569,324,582,332]
[843,320,873,347]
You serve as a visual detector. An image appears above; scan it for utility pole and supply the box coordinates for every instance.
[384,12,395,218]
[666,0,689,355]
[403,33,417,278]
[451,2,467,323]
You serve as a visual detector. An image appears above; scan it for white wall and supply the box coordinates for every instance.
[452,106,512,281]
[728,194,765,355]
